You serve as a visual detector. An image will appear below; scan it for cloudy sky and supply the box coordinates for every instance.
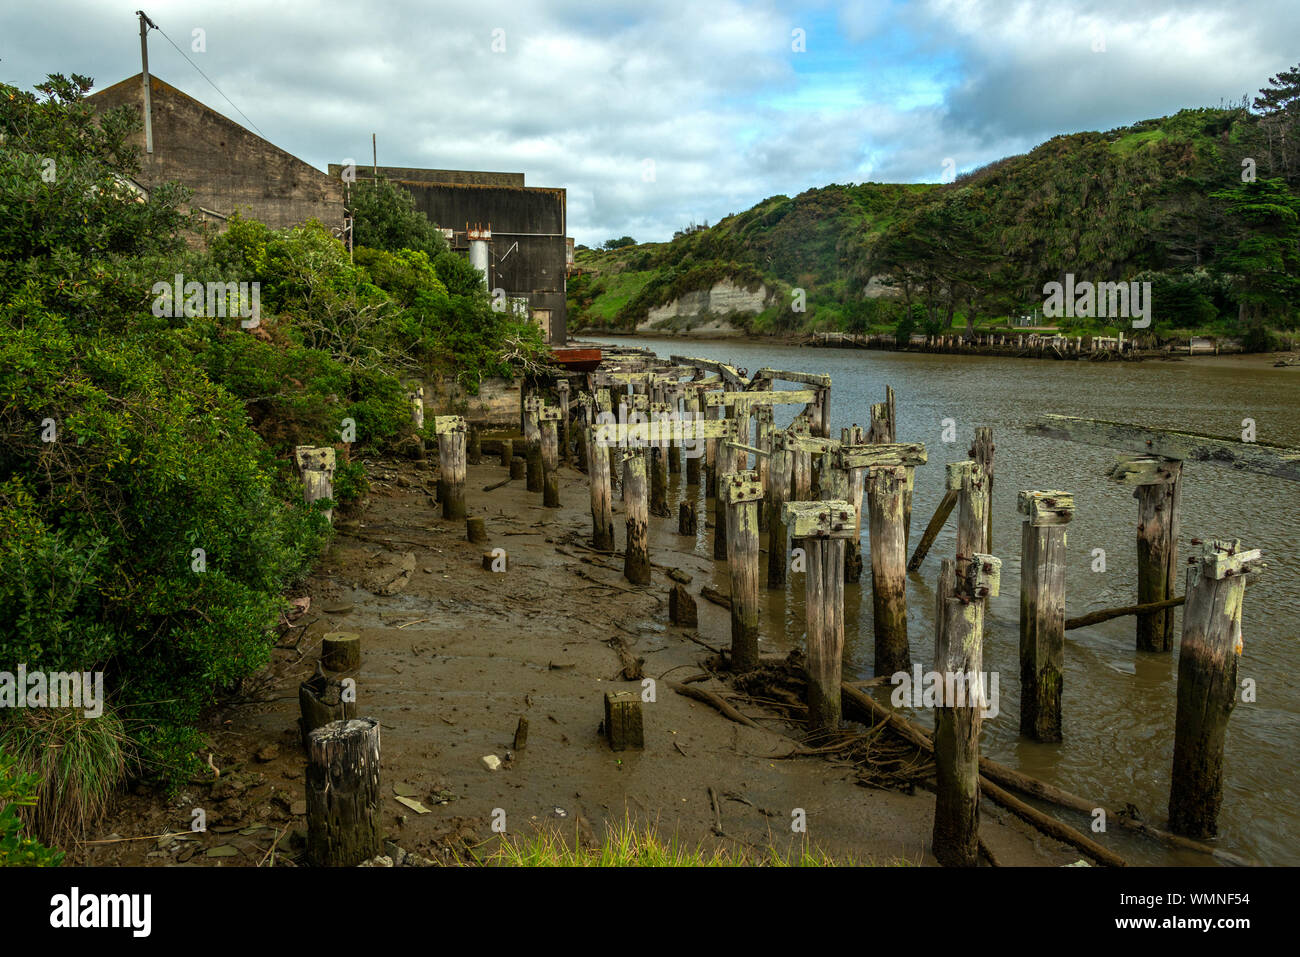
[3,1,1297,246]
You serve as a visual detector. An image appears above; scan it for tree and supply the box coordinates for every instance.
[348,177,446,258]
[1253,62,1300,182]
[603,236,636,250]
[1210,178,1300,335]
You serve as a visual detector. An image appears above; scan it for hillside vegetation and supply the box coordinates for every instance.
[570,65,1300,348]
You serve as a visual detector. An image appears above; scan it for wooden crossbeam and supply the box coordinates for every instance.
[775,433,838,454]
[835,443,928,469]
[670,355,748,389]
[704,388,817,408]
[753,368,832,389]
[782,500,858,538]
[1029,415,1300,482]
[594,419,734,444]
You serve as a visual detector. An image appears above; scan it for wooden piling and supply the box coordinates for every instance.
[322,632,361,672]
[722,469,764,671]
[931,557,998,867]
[649,401,670,517]
[588,422,615,551]
[678,500,697,536]
[557,379,571,464]
[523,397,543,493]
[539,407,562,508]
[467,423,481,465]
[784,501,856,733]
[296,446,337,523]
[434,416,467,521]
[1017,490,1074,742]
[767,441,792,589]
[685,389,702,487]
[499,438,513,470]
[1124,456,1183,652]
[1169,540,1261,837]
[949,461,987,585]
[868,465,910,676]
[622,449,651,585]
[713,419,735,561]
[306,717,382,867]
[604,691,644,751]
[973,427,994,551]
[466,515,488,544]
[509,456,526,481]
[666,387,682,474]
[298,666,356,750]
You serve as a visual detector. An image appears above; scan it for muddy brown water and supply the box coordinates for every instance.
[609,335,1300,866]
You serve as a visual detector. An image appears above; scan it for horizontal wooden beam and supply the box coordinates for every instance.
[433,415,466,435]
[1029,414,1300,482]
[704,388,818,408]
[754,368,832,389]
[670,355,749,389]
[835,443,928,469]
[720,470,764,503]
[782,500,858,538]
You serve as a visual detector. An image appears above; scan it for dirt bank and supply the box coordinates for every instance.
[80,454,1078,866]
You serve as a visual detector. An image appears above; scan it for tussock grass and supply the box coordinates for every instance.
[0,707,130,846]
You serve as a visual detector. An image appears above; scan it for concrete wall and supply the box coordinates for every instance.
[399,181,567,345]
[422,375,519,428]
[89,74,344,231]
[328,164,524,187]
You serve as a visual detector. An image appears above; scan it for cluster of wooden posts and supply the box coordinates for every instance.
[283,361,1281,866]
[812,330,1136,358]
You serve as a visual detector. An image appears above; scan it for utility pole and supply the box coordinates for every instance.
[372,133,377,181]
[136,10,157,154]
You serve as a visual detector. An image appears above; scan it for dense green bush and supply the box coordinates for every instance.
[0,746,63,866]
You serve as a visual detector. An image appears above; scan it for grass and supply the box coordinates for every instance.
[478,818,909,867]
[0,707,130,847]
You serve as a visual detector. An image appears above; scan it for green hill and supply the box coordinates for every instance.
[569,65,1300,347]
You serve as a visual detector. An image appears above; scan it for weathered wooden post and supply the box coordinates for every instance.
[557,379,571,465]
[948,460,987,585]
[713,415,736,561]
[704,399,722,497]
[1017,490,1075,742]
[649,401,670,517]
[1168,540,1261,838]
[523,396,543,493]
[973,427,994,551]
[434,415,467,520]
[467,424,481,466]
[296,446,337,523]
[932,555,1000,867]
[784,500,856,733]
[768,435,793,589]
[1109,454,1183,651]
[588,421,616,550]
[791,417,813,501]
[722,468,763,670]
[322,632,361,672]
[841,425,867,581]
[868,465,910,676]
[539,406,562,508]
[665,385,682,475]
[755,405,774,533]
[409,383,426,460]
[306,717,382,867]
[499,438,514,470]
[622,448,651,585]
[685,388,703,487]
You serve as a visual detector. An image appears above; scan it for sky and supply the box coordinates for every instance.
[3,1,1297,247]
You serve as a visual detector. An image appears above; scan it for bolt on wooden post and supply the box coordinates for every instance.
[867,465,910,676]
[434,415,467,520]
[783,500,856,733]
[587,421,616,550]
[523,395,543,493]
[539,406,563,508]
[305,717,382,867]
[722,468,764,671]
[1169,539,1262,838]
[932,553,1000,867]
[1017,490,1074,742]
[295,446,337,523]
[1108,454,1183,651]
[622,448,651,586]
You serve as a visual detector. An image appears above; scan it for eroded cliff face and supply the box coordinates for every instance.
[639,279,775,334]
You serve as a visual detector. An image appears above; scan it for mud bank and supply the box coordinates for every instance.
[82,455,1079,867]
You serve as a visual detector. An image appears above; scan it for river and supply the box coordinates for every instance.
[602,335,1300,866]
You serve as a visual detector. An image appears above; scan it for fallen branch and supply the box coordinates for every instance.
[669,682,760,728]
[700,586,731,609]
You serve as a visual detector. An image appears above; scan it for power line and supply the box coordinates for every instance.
[148,20,266,139]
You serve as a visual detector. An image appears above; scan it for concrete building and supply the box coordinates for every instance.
[88,73,344,230]
[330,164,568,345]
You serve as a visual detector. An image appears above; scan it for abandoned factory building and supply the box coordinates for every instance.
[330,164,569,345]
[88,73,345,230]
[89,74,569,344]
